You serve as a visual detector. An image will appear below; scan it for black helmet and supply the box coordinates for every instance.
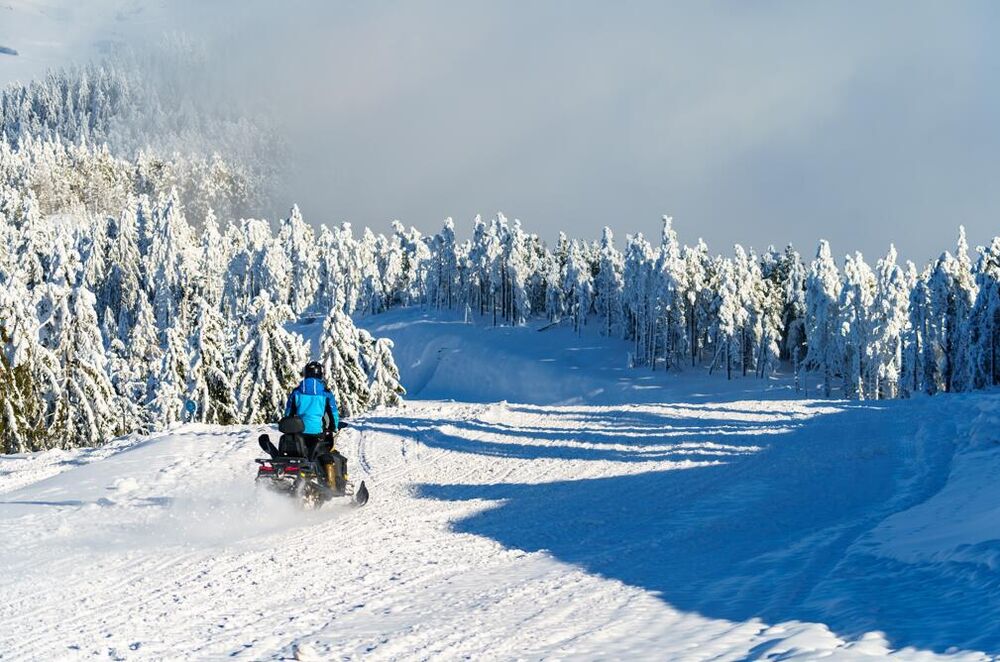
[302,361,324,379]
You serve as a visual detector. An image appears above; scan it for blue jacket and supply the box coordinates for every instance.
[285,377,339,435]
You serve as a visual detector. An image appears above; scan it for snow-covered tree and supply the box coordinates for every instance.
[623,233,655,367]
[654,217,688,371]
[803,241,842,396]
[314,224,344,312]
[923,231,977,394]
[594,227,624,337]
[428,218,459,310]
[904,266,931,396]
[872,246,910,398]
[185,296,238,424]
[563,241,593,334]
[682,239,714,367]
[363,335,406,409]
[836,253,876,399]
[192,208,226,308]
[0,274,59,452]
[948,227,978,392]
[709,256,746,380]
[100,207,143,339]
[543,249,564,323]
[148,314,190,428]
[278,205,319,314]
[235,293,308,424]
[319,306,370,418]
[49,285,121,448]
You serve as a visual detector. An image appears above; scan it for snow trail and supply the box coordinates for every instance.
[0,390,994,659]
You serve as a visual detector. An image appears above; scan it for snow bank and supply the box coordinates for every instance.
[869,393,1000,567]
[356,308,798,406]
[0,433,146,496]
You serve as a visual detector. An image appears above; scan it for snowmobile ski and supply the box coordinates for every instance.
[354,481,369,507]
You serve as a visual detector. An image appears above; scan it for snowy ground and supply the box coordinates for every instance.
[3,311,1000,660]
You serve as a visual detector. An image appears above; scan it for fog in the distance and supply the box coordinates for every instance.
[3,1,999,264]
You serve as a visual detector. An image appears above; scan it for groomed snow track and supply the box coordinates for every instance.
[1,392,996,660]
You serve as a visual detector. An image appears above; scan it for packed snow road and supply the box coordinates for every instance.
[1,391,997,660]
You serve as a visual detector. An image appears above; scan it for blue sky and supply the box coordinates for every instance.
[3,1,999,264]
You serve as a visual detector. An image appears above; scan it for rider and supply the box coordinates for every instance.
[284,361,346,491]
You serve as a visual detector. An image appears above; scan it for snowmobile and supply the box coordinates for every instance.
[255,419,368,508]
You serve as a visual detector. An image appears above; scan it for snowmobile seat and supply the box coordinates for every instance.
[278,414,304,435]
[278,433,308,458]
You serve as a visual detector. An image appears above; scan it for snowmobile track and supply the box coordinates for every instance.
[0,397,992,660]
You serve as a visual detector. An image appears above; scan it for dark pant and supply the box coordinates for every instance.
[302,434,347,491]
[301,433,331,460]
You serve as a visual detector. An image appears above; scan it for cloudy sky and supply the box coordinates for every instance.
[2,1,999,264]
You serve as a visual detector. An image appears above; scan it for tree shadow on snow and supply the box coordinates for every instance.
[404,400,1000,655]
[363,419,767,464]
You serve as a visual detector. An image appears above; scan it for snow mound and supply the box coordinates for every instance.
[356,308,798,406]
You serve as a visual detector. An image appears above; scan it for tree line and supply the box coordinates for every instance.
[0,163,406,454]
[381,213,995,403]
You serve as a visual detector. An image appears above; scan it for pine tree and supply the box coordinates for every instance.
[13,210,48,290]
[923,233,975,395]
[278,205,319,315]
[358,228,387,315]
[594,227,624,337]
[149,314,190,428]
[543,250,564,323]
[146,193,189,332]
[318,306,370,418]
[363,335,406,409]
[682,239,713,367]
[377,230,404,310]
[466,216,490,317]
[192,208,226,308]
[904,266,932,396]
[731,245,760,377]
[79,217,109,296]
[654,217,688,371]
[872,246,909,398]
[836,253,876,399]
[106,336,146,434]
[97,209,142,342]
[751,249,783,378]
[50,284,120,448]
[314,224,344,312]
[562,241,593,334]
[186,295,238,424]
[623,233,655,367]
[333,222,362,314]
[127,295,161,407]
[969,238,1000,389]
[483,218,505,326]
[235,293,307,424]
[804,241,842,396]
[0,274,59,452]
[949,227,978,392]
[709,257,745,380]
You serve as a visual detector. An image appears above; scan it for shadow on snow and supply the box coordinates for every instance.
[375,398,1000,655]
